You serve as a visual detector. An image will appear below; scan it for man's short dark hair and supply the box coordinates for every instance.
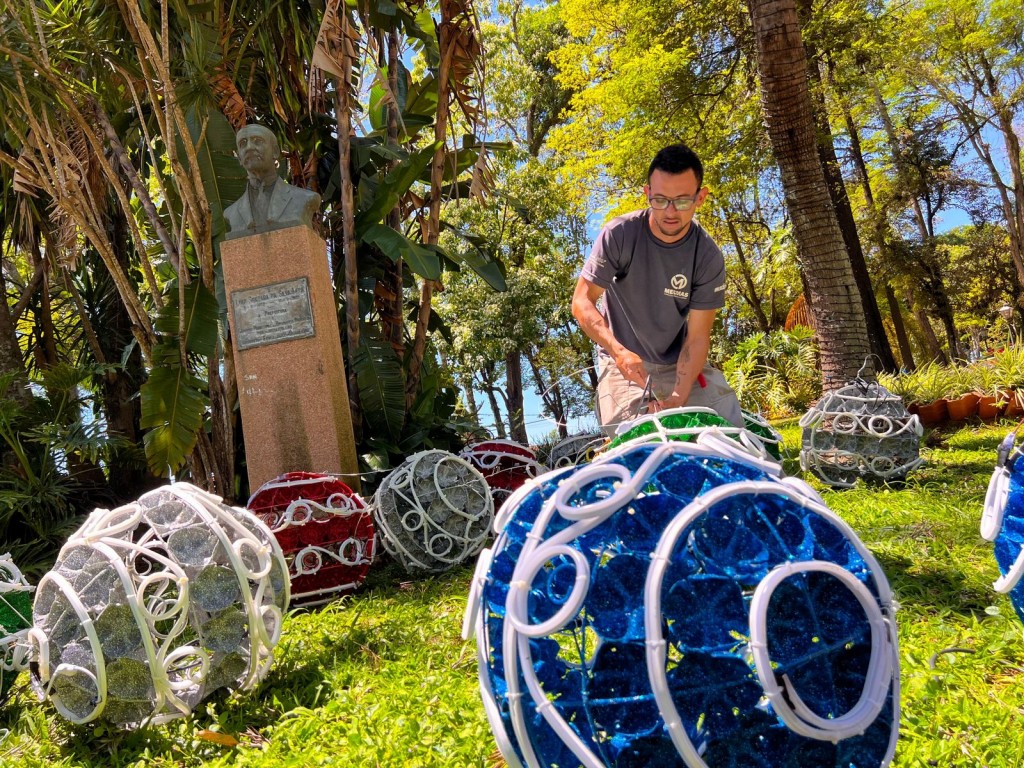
[647,144,704,186]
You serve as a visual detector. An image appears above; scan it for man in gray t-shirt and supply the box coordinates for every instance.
[572,143,743,434]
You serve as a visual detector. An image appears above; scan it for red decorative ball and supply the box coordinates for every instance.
[459,439,545,505]
[248,472,375,606]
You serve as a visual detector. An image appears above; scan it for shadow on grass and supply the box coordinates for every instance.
[876,552,992,615]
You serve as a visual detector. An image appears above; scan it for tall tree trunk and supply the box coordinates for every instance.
[871,81,961,358]
[748,0,872,386]
[0,260,30,407]
[408,4,459,406]
[526,350,568,438]
[726,219,771,332]
[335,86,362,441]
[378,29,406,361]
[798,24,895,372]
[884,286,916,371]
[835,76,914,371]
[505,350,527,444]
[479,363,507,438]
[913,303,947,364]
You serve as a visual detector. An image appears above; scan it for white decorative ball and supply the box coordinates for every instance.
[29,483,288,725]
[800,381,922,487]
[372,450,494,574]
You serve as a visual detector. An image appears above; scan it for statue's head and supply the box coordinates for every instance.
[236,124,280,179]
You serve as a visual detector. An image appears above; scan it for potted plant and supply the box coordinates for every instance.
[908,362,953,427]
[973,363,1007,421]
[992,345,1024,418]
[946,364,981,421]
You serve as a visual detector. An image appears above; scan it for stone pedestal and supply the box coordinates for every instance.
[221,225,359,492]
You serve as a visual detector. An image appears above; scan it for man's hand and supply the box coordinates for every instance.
[648,374,706,413]
[614,349,648,388]
[648,394,686,413]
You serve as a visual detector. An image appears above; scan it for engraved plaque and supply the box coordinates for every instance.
[232,277,316,350]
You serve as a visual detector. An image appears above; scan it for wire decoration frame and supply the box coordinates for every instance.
[248,472,376,607]
[982,431,1024,621]
[372,450,494,574]
[459,440,548,507]
[28,483,288,726]
[465,435,900,768]
[800,380,923,488]
[0,553,34,701]
[603,406,779,464]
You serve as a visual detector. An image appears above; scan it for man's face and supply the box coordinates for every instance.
[643,169,707,243]
[236,126,278,177]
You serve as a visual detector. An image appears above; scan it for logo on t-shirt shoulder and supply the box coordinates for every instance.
[665,273,690,299]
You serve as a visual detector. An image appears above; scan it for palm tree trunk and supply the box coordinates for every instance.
[799,42,895,372]
[748,0,872,386]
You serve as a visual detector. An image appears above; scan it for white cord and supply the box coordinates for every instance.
[748,561,892,742]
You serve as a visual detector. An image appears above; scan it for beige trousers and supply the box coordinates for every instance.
[596,357,744,437]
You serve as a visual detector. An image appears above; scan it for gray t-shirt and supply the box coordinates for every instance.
[580,210,726,365]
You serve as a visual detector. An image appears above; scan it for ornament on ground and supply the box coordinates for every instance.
[248,472,375,606]
[800,379,922,488]
[465,434,899,768]
[371,450,494,574]
[0,554,34,701]
[29,483,288,725]
[459,440,546,507]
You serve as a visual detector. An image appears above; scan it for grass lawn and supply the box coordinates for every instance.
[2,421,1024,767]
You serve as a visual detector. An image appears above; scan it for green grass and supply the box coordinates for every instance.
[3,421,1024,766]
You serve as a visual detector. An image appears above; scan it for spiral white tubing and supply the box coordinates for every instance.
[803,419,922,486]
[462,444,546,476]
[503,441,782,768]
[374,455,493,571]
[29,570,108,724]
[77,501,144,541]
[475,600,525,768]
[43,535,196,722]
[161,485,286,685]
[272,496,365,531]
[246,473,361,508]
[748,561,892,742]
[644,480,899,767]
[90,540,196,719]
[502,449,670,767]
[981,467,1011,542]
[615,423,769,463]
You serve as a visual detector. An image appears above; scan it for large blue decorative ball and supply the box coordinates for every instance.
[465,435,899,768]
[982,431,1024,621]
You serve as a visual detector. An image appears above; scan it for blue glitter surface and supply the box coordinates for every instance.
[473,441,898,768]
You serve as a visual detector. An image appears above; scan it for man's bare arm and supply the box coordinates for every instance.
[571,276,647,387]
[652,308,716,411]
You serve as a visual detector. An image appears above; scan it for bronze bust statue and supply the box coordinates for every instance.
[224,124,321,240]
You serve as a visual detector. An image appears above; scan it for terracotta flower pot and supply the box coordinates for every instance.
[914,398,949,427]
[946,392,980,421]
[978,395,1006,421]
[1005,390,1024,419]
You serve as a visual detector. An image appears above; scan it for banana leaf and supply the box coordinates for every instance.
[154,280,220,358]
[352,332,406,442]
[361,224,441,280]
[354,142,438,236]
[140,352,209,476]
[183,107,247,244]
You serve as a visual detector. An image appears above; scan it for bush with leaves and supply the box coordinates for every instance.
[0,366,130,578]
[723,327,820,417]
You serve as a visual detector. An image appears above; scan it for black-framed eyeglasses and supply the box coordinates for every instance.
[648,195,699,211]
